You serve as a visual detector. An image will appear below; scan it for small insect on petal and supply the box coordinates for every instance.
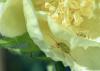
[57,42,70,53]
[54,41,79,64]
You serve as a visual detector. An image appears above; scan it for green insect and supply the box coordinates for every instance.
[49,35,70,53]
[50,36,77,62]
[49,35,78,62]
[54,41,78,62]
[55,42,70,53]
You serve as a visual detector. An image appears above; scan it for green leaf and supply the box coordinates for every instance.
[54,61,65,71]
[0,33,56,64]
[0,33,40,54]
[0,0,6,2]
[0,39,9,44]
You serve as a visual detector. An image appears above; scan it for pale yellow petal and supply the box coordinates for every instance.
[0,0,26,37]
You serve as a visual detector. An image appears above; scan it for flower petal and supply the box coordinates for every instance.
[23,0,74,67]
[0,0,26,37]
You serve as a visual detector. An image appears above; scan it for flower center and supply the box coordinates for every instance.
[45,0,100,39]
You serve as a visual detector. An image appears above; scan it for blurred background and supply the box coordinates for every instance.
[0,48,69,71]
[1,48,48,71]
[0,33,70,71]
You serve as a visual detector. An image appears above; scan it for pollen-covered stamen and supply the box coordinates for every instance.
[45,0,95,28]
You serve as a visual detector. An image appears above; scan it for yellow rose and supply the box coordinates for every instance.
[1,0,100,71]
